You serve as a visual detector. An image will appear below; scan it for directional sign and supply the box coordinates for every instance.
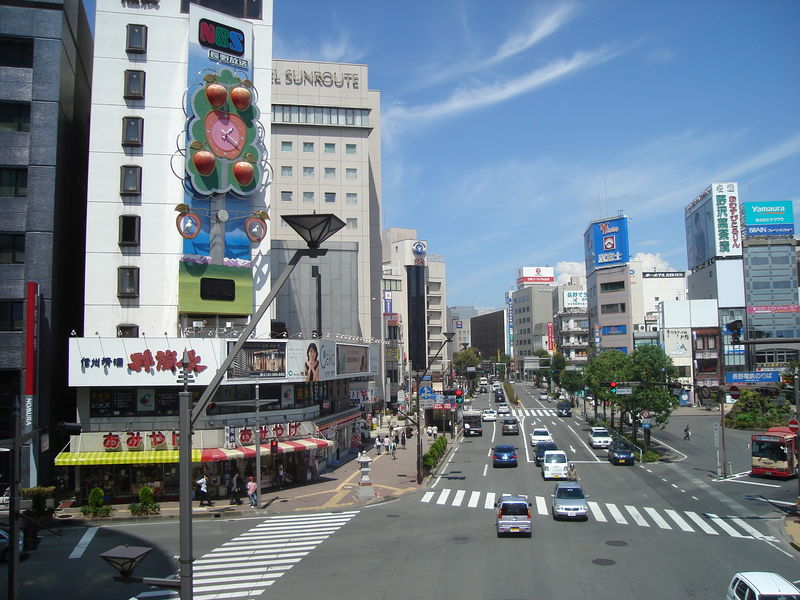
[419,386,434,399]
[788,419,800,434]
[615,387,633,395]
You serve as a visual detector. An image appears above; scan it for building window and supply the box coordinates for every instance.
[120,166,142,195]
[280,191,292,202]
[600,281,625,292]
[119,215,140,247]
[118,267,139,298]
[303,142,314,153]
[0,300,23,331]
[0,36,33,68]
[600,302,626,314]
[280,165,292,177]
[346,218,357,229]
[0,102,30,132]
[324,167,336,179]
[324,192,336,203]
[346,192,358,205]
[345,168,357,180]
[0,234,24,264]
[324,143,335,153]
[125,24,147,53]
[180,0,263,19]
[383,279,402,291]
[121,116,144,146]
[124,70,146,99]
[281,141,292,151]
[345,143,357,155]
[0,167,27,197]
[302,191,314,203]
[303,166,314,178]
[117,324,139,338]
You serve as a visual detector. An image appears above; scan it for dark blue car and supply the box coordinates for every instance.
[608,441,634,465]
[493,444,518,467]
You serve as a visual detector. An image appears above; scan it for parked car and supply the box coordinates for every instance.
[725,572,800,600]
[0,526,25,562]
[607,441,635,465]
[482,409,497,422]
[492,444,518,467]
[588,427,613,449]
[541,450,569,479]
[495,495,532,537]
[551,481,590,521]
[501,417,520,435]
[556,401,572,417]
[530,427,553,447]
[534,441,559,466]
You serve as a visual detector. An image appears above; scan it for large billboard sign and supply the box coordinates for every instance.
[685,182,741,270]
[564,290,587,308]
[583,216,630,274]
[517,266,555,286]
[743,201,795,237]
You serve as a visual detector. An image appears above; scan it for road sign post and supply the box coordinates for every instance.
[788,419,800,434]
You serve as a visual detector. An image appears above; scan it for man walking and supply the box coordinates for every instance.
[401,430,407,450]
[196,474,211,507]
[684,425,691,441]
[389,439,397,459]
[375,436,382,455]
[229,472,243,505]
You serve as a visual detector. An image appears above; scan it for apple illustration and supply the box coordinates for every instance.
[233,161,254,185]
[193,150,216,176]
[230,86,251,111]
[205,83,227,108]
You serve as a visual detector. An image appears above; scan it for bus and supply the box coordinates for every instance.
[750,427,798,478]
[462,409,483,437]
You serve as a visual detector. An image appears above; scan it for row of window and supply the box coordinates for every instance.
[0,102,31,132]
[600,280,625,292]
[0,36,33,68]
[280,141,358,155]
[0,167,27,197]
[279,216,358,230]
[600,302,626,314]
[383,279,402,291]
[279,165,359,180]
[279,190,358,205]
[273,105,370,127]
[0,234,24,263]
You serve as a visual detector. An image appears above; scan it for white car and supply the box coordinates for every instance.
[497,403,511,416]
[481,409,497,422]
[726,572,800,600]
[530,427,553,447]
[588,427,613,448]
[539,393,550,402]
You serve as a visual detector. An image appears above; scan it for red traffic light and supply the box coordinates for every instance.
[609,381,617,388]
[270,439,279,454]
[455,389,463,397]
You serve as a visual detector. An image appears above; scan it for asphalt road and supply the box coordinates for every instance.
[6,382,799,600]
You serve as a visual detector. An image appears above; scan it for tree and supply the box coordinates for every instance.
[559,370,585,406]
[551,351,566,387]
[584,350,630,424]
[453,347,481,387]
[627,344,678,449]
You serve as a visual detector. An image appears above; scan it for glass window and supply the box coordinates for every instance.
[324,192,336,203]
[280,165,292,177]
[291,106,300,123]
[302,191,314,203]
[0,168,27,197]
[313,107,322,124]
[751,280,771,289]
[773,280,793,288]
[0,102,30,132]
[600,303,626,314]
[281,141,292,152]
[0,300,23,331]
[280,191,292,202]
[119,215,140,247]
[345,144,357,154]
[346,218,357,229]
[600,281,625,292]
[0,36,33,68]
[126,24,147,53]
[120,165,142,195]
[116,324,139,338]
[0,234,24,263]
[324,143,335,153]
[118,267,139,298]
[345,168,357,180]
[346,192,357,204]
[124,70,146,99]
[121,116,143,146]
[324,167,336,178]
[180,0,263,19]
[200,277,235,301]
[303,166,314,178]
[303,142,314,152]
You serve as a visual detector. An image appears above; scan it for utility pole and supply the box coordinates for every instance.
[719,389,728,478]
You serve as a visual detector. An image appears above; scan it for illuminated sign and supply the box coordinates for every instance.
[583,216,630,273]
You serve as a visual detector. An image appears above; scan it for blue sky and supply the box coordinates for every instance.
[85,1,800,309]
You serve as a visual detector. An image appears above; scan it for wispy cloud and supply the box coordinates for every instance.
[273,31,366,63]
[646,48,675,64]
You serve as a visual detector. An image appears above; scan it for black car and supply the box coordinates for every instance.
[501,417,520,435]
[494,390,505,402]
[556,401,572,417]
[534,441,559,466]
[608,441,635,465]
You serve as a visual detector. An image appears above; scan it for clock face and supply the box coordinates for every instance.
[205,111,247,159]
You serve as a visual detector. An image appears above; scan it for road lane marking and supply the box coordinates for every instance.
[484,492,496,509]
[605,503,628,524]
[664,509,694,532]
[706,513,749,538]
[482,464,488,477]
[588,502,607,522]
[716,479,780,488]
[535,496,548,515]
[566,423,601,461]
[451,489,465,507]
[643,507,671,529]
[730,517,767,540]
[436,489,451,505]
[625,505,649,527]
[468,491,480,508]
[69,526,98,559]
[650,433,687,462]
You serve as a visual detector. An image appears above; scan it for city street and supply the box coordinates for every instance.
[6,382,799,600]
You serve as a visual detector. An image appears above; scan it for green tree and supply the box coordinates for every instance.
[584,350,630,425]
[550,351,566,387]
[453,347,481,388]
[627,344,678,449]
[559,370,585,406]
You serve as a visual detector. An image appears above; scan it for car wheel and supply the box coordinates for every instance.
[497,531,503,538]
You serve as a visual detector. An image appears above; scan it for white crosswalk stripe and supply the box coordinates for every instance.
[417,490,767,540]
[131,511,358,600]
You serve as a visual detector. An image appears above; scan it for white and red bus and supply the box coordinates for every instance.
[750,427,798,478]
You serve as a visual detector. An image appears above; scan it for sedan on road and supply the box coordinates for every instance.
[497,403,511,416]
[534,441,559,466]
[482,409,497,422]
[588,427,613,448]
[607,441,635,465]
[492,444,518,467]
[495,495,532,537]
[530,427,553,447]
[556,401,572,417]
[501,417,520,435]
[551,481,589,521]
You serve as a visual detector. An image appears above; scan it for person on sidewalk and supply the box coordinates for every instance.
[401,430,407,450]
[389,439,397,459]
[276,463,284,489]
[196,474,212,507]
[375,436,382,455]
[229,472,243,505]
[246,475,258,508]
[426,426,432,440]
[383,434,390,452]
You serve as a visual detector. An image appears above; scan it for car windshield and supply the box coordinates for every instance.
[537,443,558,454]
[545,454,567,463]
[614,444,631,452]
[593,429,609,436]
[556,487,585,499]
[495,446,514,453]
[500,503,528,516]
[758,596,800,600]
[504,419,517,424]
[533,430,548,436]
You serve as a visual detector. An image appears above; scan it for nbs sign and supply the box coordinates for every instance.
[583,216,630,274]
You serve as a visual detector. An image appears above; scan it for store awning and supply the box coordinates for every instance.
[54,438,334,466]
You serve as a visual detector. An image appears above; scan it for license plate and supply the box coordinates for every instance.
[510,527,519,532]
[619,459,627,463]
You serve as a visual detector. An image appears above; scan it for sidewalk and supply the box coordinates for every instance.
[51,422,444,526]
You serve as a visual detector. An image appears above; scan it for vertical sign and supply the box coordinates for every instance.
[547,322,554,351]
[23,281,38,433]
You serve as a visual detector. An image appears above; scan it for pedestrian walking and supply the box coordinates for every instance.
[389,439,397,459]
[196,474,211,507]
[426,426,432,439]
[276,463,284,489]
[229,472,243,505]
[375,436,382,455]
[684,425,691,441]
[383,435,390,452]
[401,430,407,449]
[394,430,400,445]
[432,426,438,438]
[246,475,258,508]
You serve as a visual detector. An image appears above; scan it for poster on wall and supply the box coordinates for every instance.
[226,341,286,379]
[336,344,369,375]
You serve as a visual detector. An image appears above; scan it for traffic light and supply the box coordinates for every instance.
[609,380,618,394]
[455,389,464,404]
[270,439,279,454]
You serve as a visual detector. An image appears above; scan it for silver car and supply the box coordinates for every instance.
[495,495,532,537]
[551,481,589,521]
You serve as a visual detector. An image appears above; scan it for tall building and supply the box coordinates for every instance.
[551,277,588,369]
[510,267,557,372]
[0,0,93,484]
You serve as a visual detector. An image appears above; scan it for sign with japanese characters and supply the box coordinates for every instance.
[685,182,741,269]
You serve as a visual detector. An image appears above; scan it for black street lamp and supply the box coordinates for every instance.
[99,545,179,589]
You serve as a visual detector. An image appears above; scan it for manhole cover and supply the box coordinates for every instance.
[449,535,471,544]
[592,558,616,566]
[386,514,400,518]
[55,514,73,520]
[605,540,627,547]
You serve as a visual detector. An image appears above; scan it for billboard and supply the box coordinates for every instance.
[517,266,555,286]
[583,216,630,274]
[743,201,795,237]
[601,325,627,336]
[563,290,587,308]
[685,182,741,270]
[336,344,370,375]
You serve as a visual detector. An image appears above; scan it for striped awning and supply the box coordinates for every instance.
[54,438,334,466]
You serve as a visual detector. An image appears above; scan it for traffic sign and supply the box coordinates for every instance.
[615,387,633,395]
[640,410,651,419]
[788,419,800,434]
[729,385,740,400]
[419,386,434,399]
[641,422,651,429]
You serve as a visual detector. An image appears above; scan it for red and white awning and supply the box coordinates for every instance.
[199,437,333,462]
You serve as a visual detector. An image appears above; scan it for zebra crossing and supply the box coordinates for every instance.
[419,488,773,541]
[509,407,556,418]
[132,511,359,600]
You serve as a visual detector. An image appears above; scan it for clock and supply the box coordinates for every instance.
[205,110,246,160]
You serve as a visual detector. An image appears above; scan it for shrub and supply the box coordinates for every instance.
[88,487,105,508]
[128,486,160,516]
[81,486,114,518]
[21,486,56,513]
[138,485,154,505]
[641,450,661,463]
[423,453,434,470]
